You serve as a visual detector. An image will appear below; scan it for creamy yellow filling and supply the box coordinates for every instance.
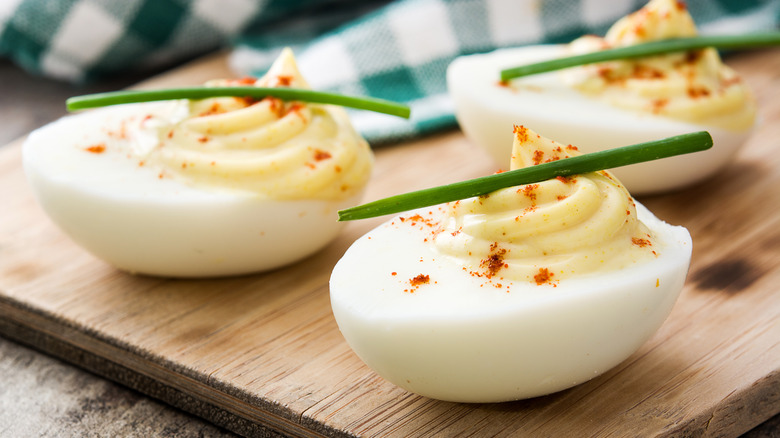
[433,126,658,284]
[561,0,755,131]
[143,48,372,200]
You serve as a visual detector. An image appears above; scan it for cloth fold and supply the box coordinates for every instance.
[2,0,778,144]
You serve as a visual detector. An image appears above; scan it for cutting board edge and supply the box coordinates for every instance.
[661,367,780,438]
[4,290,779,438]
[0,295,355,438]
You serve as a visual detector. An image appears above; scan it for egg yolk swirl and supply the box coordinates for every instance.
[561,0,755,131]
[147,48,372,200]
[433,126,659,284]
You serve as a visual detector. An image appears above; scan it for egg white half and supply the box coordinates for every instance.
[23,104,361,277]
[330,202,691,402]
[447,46,753,194]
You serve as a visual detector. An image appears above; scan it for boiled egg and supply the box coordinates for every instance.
[23,49,373,277]
[448,0,755,195]
[329,126,692,402]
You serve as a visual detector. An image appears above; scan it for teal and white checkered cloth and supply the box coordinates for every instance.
[2,0,778,144]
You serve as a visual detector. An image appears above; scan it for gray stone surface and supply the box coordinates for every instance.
[0,337,236,437]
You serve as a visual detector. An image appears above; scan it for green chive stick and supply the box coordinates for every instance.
[500,32,780,81]
[338,131,712,221]
[66,87,411,119]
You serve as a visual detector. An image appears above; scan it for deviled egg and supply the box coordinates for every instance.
[330,126,692,403]
[23,49,373,277]
[448,0,755,194]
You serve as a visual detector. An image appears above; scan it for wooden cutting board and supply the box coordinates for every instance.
[1,50,779,438]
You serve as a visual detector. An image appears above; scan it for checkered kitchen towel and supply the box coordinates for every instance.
[2,0,778,144]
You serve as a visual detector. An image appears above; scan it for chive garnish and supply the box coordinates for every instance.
[66,87,411,119]
[500,32,780,81]
[338,131,712,221]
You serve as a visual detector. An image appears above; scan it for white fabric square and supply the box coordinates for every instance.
[350,92,453,138]
[581,0,634,28]
[40,52,83,82]
[298,37,359,89]
[348,106,410,138]
[387,0,459,65]
[229,46,283,76]
[49,2,123,65]
[0,0,24,26]
[192,0,260,34]
[487,0,543,45]
[411,92,454,121]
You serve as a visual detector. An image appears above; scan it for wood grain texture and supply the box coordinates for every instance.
[1,49,779,438]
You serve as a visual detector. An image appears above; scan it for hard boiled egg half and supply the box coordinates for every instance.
[23,49,373,277]
[330,126,692,403]
[448,0,755,195]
